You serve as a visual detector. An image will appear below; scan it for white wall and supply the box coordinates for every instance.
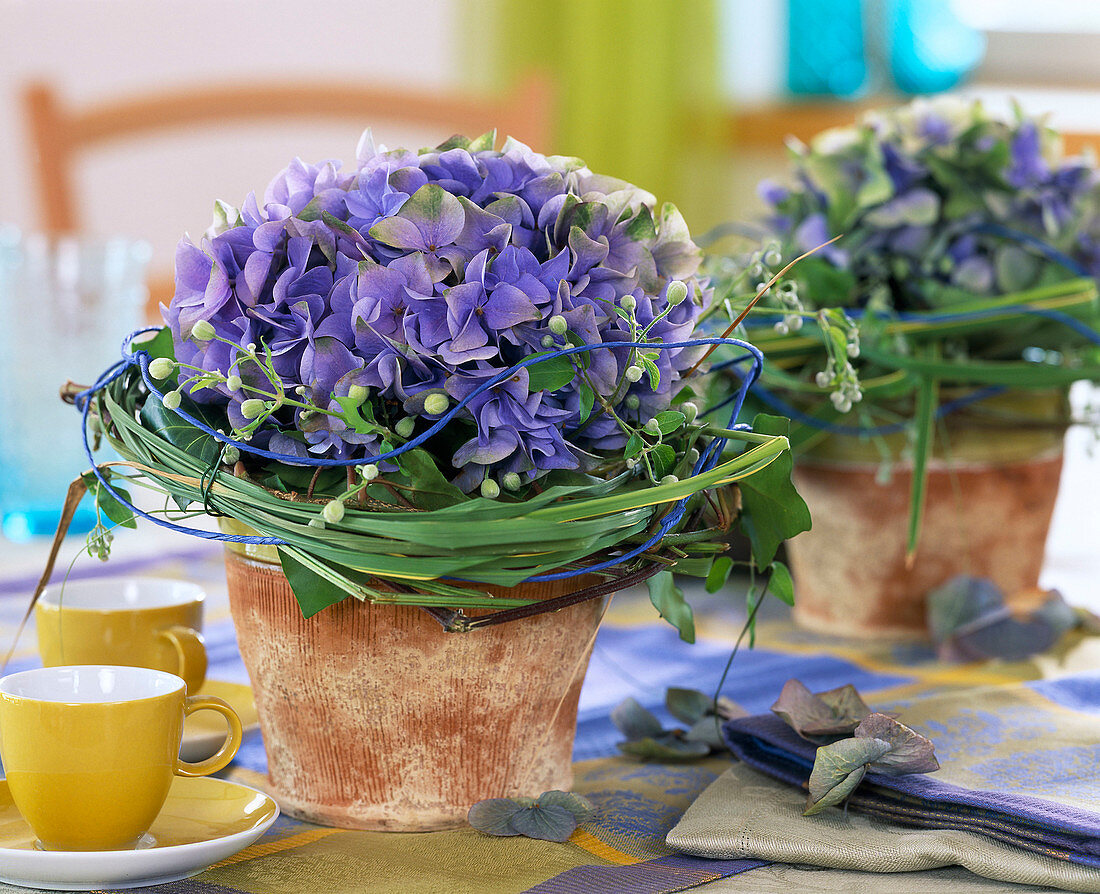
[0,0,460,276]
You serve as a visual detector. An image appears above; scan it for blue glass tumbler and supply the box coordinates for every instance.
[0,230,150,540]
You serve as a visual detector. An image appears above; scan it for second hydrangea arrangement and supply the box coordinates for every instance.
[700,97,1100,636]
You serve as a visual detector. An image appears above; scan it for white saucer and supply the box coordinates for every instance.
[0,775,278,890]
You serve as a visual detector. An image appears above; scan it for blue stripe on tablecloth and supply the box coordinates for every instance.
[524,854,768,893]
[574,623,914,761]
[0,544,223,597]
[1026,671,1100,714]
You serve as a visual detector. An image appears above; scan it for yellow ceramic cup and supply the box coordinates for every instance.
[36,578,207,694]
[0,665,242,851]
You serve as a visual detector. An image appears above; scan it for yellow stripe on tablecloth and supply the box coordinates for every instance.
[210,827,344,869]
[568,828,641,865]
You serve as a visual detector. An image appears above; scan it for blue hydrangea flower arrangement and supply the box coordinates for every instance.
[162,132,709,495]
[79,131,809,630]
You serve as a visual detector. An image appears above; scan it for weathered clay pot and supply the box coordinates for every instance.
[222,544,604,831]
[787,390,1067,638]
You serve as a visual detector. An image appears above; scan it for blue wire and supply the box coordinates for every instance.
[972,223,1090,278]
[78,330,765,578]
[725,283,1100,437]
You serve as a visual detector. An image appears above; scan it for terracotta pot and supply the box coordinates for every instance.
[222,547,605,831]
[786,390,1067,639]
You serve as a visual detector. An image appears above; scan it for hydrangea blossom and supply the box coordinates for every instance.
[164,132,711,491]
[758,97,1100,312]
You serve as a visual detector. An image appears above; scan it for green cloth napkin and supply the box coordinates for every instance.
[668,763,1100,893]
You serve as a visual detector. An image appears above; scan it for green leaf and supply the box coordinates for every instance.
[654,410,686,435]
[767,561,795,606]
[135,326,176,365]
[685,716,727,750]
[624,432,645,458]
[526,353,577,392]
[650,444,676,479]
[81,471,137,530]
[394,449,468,510]
[333,396,384,435]
[618,734,710,762]
[804,737,891,815]
[736,414,811,567]
[536,791,595,823]
[666,687,714,726]
[577,381,596,424]
[854,158,894,210]
[639,354,660,391]
[467,798,523,836]
[610,697,664,740]
[278,549,351,619]
[704,556,733,593]
[468,790,591,842]
[647,570,694,643]
[508,804,579,842]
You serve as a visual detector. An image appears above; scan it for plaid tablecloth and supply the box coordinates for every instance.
[0,529,1096,894]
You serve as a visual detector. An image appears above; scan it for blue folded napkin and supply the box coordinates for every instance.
[723,674,1100,868]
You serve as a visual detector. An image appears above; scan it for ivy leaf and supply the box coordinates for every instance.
[736,414,811,567]
[467,798,524,836]
[804,737,892,816]
[135,326,177,365]
[666,688,714,726]
[647,570,694,643]
[704,556,734,594]
[610,697,664,740]
[526,353,577,392]
[140,390,224,466]
[278,550,350,619]
[855,713,940,776]
[394,449,468,510]
[771,679,872,741]
[81,471,137,530]
[767,561,795,606]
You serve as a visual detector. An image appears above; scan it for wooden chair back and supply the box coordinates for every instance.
[23,78,553,319]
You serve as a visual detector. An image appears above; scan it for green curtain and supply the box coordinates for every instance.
[476,0,729,231]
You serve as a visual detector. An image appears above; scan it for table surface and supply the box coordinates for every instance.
[0,416,1094,893]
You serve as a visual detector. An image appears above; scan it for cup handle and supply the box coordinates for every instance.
[177,695,243,777]
[158,626,208,693]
